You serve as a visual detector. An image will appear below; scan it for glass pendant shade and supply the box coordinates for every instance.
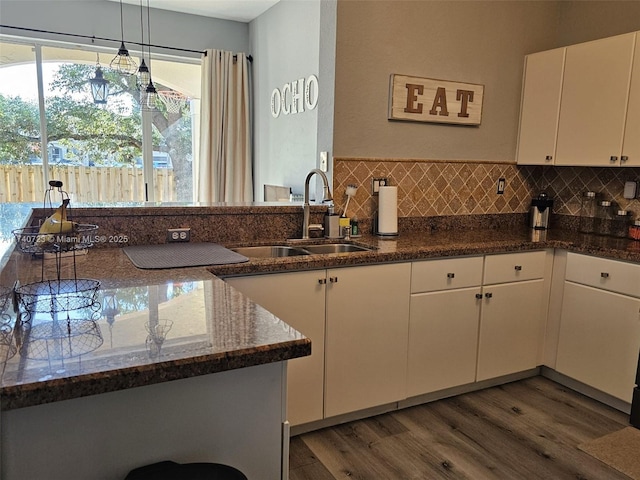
[145,79,158,109]
[89,66,109,105]
[110,42,138,75]
[137,58,150,89]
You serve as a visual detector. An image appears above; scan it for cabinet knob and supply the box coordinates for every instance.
[318,278,327,285]
[485,292,493,298]
[329,276,338,283]
[545,155,553,161]
[514,265,522,271]
[621,155,629,163]
[447,273,455,279]
[610,156,618,162]
[475,293,483,299]
[600,272,609,278]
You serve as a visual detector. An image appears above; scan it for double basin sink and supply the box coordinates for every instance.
[231,242,373,258]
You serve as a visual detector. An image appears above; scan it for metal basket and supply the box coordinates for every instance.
[15,279,101,314]
[16,316,103,361]
[12,224,99,255]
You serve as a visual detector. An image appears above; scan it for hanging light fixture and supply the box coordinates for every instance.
[144,0,158,110]
[110,0,138,75]
[136,0,150,90]
[89,53,109,105]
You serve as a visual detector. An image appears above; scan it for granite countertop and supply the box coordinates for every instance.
[209,227,640,277]
[2,210,640,411]
[0,251,311,411]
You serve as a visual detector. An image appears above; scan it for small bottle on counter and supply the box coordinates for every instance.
[579,191,597,233]
[629,220,640,241]
[612,210,631,238]
[594,200,614,236]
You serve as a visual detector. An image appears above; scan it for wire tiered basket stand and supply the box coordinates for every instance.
[11,181,103,368]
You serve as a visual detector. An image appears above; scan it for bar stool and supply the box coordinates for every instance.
[125,460,248,480]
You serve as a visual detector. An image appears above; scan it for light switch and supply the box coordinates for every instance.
[320,151,328,172]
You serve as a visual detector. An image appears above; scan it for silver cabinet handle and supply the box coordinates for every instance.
[485,292,493,298]
[447,273,455,279]
[475,293,483,299]
[545,155,553,161]
[329,276,338,283]
[318,278,326,285]
[514,265,522,271]
[610,156,618,162]
[601,272,609,278]
[621,155,629,163]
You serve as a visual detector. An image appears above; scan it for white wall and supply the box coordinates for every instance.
[0,0,249,60]
[250,0,326,200]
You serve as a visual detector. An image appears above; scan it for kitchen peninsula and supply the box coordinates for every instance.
[0,204,311,480]
[2,204,640,480]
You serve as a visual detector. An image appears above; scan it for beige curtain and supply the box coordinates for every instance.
[197,49,253,202]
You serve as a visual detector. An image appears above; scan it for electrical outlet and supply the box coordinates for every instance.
[496,178,506,194]
[372,177,389,195]
[167,228,191,242]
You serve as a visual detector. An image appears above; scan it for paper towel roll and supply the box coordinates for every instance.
[378,186,398,235]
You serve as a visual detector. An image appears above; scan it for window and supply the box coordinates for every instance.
[0,37,200,203]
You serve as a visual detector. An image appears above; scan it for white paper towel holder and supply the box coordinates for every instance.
[373,211,399,237]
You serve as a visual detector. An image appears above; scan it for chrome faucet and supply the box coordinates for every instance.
[302,168,333,239]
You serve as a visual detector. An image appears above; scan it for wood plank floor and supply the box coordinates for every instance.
[289,377,632,479]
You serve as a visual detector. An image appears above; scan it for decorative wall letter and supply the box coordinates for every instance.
[271,74,319,119]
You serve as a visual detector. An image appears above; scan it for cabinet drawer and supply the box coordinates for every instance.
[411,256,483,293]
[565,252,640,298]
[483,251,546,285]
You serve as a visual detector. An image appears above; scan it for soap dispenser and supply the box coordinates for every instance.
[324,206,341,238]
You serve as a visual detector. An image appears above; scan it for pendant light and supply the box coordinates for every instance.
[136,0,150,90]
[110,0,138,75]
[144,0,157,110]
[89,53,109,105]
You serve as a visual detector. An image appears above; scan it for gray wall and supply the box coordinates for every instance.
[332,0,640,163]
[250,0,324,200]
[0,0,248,60]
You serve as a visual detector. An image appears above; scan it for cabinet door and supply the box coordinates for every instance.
[556,33,635,166]
[407,287,481,397]
[516,48,565,165]
[557,282,640,403]
[226,271,326,426]
[477,280,544,381]
[324,263,411,418]
[622,33,640,166]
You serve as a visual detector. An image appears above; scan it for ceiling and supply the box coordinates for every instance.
[108,0,281,23]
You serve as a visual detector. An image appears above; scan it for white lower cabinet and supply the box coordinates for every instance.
[408,251,548,397]
[226,270,326,426]
[226,262,411,423]
[407,287,481,396]
[324,263,411,417]
[556,254,640,403]
[476,279,545,381]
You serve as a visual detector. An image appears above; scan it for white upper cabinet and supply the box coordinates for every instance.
[556,32,635,166]
[518,31,639,166]
[516,48,565,165]
[622,33,640,166]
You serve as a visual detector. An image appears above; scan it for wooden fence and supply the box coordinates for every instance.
[0,165,175,203]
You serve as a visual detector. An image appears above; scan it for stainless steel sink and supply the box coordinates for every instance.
[300,243,373,254]
[231,245,309,258]
[231,242,373,258]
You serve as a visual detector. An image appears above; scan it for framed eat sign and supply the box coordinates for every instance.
[389,74,484,125]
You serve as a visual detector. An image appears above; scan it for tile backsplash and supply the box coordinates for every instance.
[333,158,640,222]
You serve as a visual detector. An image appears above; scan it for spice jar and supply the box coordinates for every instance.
[629,220,640,241]
[595,200,614,236]
[579,191,597,233]
[612,210,631,238]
